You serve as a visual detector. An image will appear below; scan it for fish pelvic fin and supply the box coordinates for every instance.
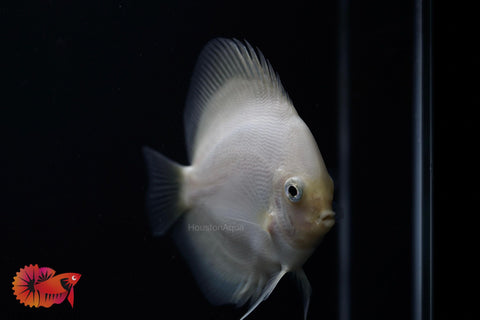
[294,268,312,320]
[143,146,187,236]
[239,269,288,320]
[67,287,74,308]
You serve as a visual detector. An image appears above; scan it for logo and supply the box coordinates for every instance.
[12,264,81,308]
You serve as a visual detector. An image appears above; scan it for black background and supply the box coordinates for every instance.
[1,1,475,319]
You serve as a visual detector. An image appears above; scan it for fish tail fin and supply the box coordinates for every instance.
[12,264,41,307]
[143,146,187,236]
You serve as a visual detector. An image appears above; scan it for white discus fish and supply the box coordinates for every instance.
[143,38,335,319]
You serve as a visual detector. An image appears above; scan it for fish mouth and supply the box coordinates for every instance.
[316,210,335,229]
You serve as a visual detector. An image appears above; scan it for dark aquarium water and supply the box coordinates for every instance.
[1,1,472,320]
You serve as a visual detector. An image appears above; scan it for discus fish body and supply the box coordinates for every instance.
[144,38,334,319]
[12,264,81,308]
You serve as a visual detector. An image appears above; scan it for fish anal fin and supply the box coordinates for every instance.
[172,204,278,309]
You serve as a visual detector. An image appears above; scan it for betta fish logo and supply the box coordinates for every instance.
[12,264,81,308]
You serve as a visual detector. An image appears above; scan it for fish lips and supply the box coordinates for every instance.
[315,209,336,229]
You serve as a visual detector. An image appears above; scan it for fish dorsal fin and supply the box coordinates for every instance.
[37,267,56,283]
[184,38,291,161]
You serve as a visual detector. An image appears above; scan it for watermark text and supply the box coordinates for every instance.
[187,223,245,233]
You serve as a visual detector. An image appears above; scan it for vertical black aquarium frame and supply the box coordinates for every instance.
[337,0,351,319]
[413,0,433,320]
[337,0,432,319]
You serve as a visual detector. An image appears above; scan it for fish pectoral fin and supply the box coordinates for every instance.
[294,269,312,320]
[239,269,288,320]
[67,288,74,308]
[143,146,187,236]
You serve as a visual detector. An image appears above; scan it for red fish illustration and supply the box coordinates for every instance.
[12,264,81,308]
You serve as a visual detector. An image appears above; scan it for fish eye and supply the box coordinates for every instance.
[72,275,77,281]
[284,177,303,203]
